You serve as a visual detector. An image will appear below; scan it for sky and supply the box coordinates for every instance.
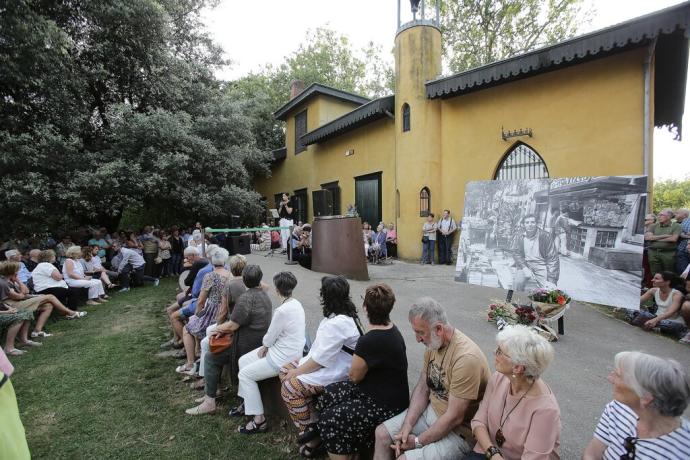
[201,0,689,181]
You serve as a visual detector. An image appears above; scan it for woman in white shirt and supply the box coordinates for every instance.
[63,246,106,306]
[235,271,306,434]
[280,275,362,457]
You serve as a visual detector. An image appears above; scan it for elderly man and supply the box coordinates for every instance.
[4,250,31,285]
[24,249,41,272]
[437,209,457,265]
[374,298,490,460]
[511,214,560,291]
[645,208,681,276]
[675,208,690,275]
[111,242,159,292]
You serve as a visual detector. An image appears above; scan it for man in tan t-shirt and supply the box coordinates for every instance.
[374,297,491,460]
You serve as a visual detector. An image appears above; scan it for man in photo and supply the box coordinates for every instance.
[512,214,560,291]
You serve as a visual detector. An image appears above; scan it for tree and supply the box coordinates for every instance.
[653,179,690,212]
[440,0,591,72]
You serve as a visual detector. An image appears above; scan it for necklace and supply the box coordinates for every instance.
[495,379,536,447]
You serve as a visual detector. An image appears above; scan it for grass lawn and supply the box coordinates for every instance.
[12,280,298,459]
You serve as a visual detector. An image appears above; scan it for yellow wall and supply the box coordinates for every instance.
[254,37,652,262]
[436,48,647,245]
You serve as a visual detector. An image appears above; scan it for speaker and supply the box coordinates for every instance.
[226,234,251,255]
[312,189,333,217]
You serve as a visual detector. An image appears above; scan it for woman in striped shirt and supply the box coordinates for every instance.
[583,351,690,459]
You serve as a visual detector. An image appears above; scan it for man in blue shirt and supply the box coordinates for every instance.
[112,242,159,292]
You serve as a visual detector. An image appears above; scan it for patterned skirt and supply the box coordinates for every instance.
[0,309,34,328]
[316,380,398,455]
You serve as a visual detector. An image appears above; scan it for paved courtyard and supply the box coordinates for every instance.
[246,252,690,459]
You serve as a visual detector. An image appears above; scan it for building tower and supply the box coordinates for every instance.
[394,0,443,259]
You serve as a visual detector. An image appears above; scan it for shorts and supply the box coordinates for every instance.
[180,299,197,319]
[382,404,471,460]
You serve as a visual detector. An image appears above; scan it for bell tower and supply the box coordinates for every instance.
[394,0,443,259]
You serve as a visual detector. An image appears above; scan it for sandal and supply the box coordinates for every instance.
[299,442,326,459]
[4,348,25,356]
[31,330,53,338]
[238,418,268,435]
[184,401,216,416]
[190,379,206,390]
[175,363,196,376]
[66,311,87,320]
[297,424,320,445]
[228,403,245,417]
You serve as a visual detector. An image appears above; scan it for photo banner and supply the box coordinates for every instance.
[455,176,647,308]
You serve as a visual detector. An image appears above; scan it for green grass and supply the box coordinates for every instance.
[12,280,298,459]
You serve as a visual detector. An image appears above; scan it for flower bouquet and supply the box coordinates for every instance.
[487,301,516,323]
[528,288,571,319]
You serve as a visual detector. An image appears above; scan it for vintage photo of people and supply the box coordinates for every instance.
[455,176,648,308]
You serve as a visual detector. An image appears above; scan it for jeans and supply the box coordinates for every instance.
[170,253,183,275]
[119,264,157,289]
[421,239,435,264]
[625,309,688,338]
[677,247,689,275]
[437,234,454,264]
[204,345,233,398]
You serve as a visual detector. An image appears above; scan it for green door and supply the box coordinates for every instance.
[355,173,382,227]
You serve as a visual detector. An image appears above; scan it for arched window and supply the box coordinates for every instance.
[494,143,548,180]
[402,103,411,132]
[419,187,430,217]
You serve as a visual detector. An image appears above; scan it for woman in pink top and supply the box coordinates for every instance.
[465,325,561,460]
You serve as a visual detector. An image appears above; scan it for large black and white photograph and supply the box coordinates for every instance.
[455,176,648,308]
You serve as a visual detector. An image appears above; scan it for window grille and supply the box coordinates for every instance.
[495,143,548,180]
[420,187,430,217]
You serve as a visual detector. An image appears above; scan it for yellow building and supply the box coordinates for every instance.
[254,2,689,260]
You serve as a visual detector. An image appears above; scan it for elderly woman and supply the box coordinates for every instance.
[627,271,687,338]
[464,325,560,460]
[1,302,34,356]
[234,271,306,434]
[80,246,117,289]
[186,264,272,415]
[0,261,54,341]
[63,246,106,305]
[280,275,362,458]
[583,351,690,459]
[316,283,409,459]
[386,223,398,258]
[30,250,86,320]
[176,248,231,376]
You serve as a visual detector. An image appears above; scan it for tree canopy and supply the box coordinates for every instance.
[653,179,690,212]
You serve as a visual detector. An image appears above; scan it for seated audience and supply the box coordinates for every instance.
[583,351,690,460]
[233,271,306,434]
[317,283,408,458]
[111,242,159,292]
[25,249,41,272]
[369,223,388,261]
[80,246,117,289]
[32,250,68,304]
[464,325,560,460]
[63,246,107,305]
[626,271,687,339]
[681,278,690,344]
[4,250,31,284]
[386,223,398,258]
[374,297,491,459]
[187,264,271,415]
[0,261,54,340]
[1,301,34,356]
[362,222,373,255]
[280,275,362,457]
[176,248,231,375]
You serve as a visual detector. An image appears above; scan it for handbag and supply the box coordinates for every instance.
[421,235,429,244]
[209,333,233,354]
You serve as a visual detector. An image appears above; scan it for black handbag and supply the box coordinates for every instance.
[421,235,429,244]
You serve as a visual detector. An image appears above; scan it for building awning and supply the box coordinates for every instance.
[273,83,370,121]
[301,95,395,146]
[425,1,690,138]
[533,176,648,200]
[271,147,286,162]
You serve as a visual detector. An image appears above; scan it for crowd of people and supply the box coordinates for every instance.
[156,248,689,459]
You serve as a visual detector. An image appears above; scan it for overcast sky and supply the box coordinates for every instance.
[202,0,689,181]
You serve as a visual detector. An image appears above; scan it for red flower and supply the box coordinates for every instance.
[557,295,566,305]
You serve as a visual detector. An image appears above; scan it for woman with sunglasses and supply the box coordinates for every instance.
[583,351,690,460]
[464,325,560,460]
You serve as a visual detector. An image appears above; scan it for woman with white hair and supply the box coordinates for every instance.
[176,247,231,375]
[583,351,690,460]
[464,325,561,460]
[62,246,107,305]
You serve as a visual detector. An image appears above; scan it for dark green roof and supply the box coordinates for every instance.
[273,83,370,121]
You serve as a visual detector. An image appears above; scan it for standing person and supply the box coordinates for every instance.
[583,351,690,460]
[552,210,571,257]
[437,210,457,265]
[464,325,561,460]
[157,231,172,278]
[676,208,690,275]
[421,214,437,265]
[317,283,409,458]
[139,226,159,277]
[278,193,295,254]
[642,213,657,288]
[88,229,109,261]
[512,214,560,291]
[170,228,185,276]
[374,297,491,459]
[645,209,680,275]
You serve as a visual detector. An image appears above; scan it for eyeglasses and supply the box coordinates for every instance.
[494,347,510,359]
[620,436,637,460]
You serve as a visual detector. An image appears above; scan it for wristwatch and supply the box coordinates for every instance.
[485,446,501,459]
[414,436,423,449]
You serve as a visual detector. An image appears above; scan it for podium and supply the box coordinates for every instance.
[312,216,369,281]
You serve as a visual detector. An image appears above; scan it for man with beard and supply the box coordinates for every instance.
[512,214,560,291]
[374,298,490,459]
